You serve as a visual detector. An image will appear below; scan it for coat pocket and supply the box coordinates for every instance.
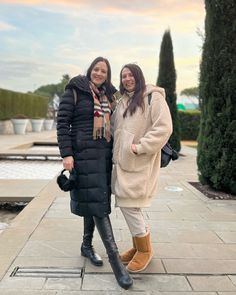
[118,130,136,172]
[118,129,151,172]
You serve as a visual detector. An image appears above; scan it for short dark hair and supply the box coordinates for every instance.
[86,56,114,100]
[119,63,146,117]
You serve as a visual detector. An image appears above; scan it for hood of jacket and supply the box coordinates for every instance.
[66,75,90,93]
[144,84,165,99]
[66,75,117,97]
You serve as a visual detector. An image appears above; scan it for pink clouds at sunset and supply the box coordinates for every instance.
[2,0,204,16]
[0,0,205,93]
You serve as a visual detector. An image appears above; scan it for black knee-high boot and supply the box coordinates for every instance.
[93,215,133,290]
[81,216,103,266]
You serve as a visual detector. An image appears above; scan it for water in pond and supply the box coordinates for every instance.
[0,159,62,230]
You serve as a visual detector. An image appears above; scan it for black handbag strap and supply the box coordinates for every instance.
[147,92,178,162]
[148,93,152,105]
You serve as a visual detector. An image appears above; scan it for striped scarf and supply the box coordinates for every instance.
[89,82,112,142]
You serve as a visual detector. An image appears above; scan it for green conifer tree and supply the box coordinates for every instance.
[157,29,181,152]
[197,0,236,194]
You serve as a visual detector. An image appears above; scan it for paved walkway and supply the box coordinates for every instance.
[0,131,236,294]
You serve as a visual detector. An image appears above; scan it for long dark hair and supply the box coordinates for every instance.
[86,56,114,101]
[120,64,146,118]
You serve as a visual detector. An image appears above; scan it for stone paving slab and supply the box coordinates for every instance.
[0,291,233,295]
[199,212,236,222]
[148,220,236,232]
[44,277,82,291]
[0,179,49,202]
[163,259,236,274]
[17,240,82,258]
[187,275,236,291]
[146,211,203,220]
[0,291,57,295]
[0,257,14,280]
[150,228,223,243]
[29,220,84,241]
[0,130,57,151]
[216,231,236,243]
[230,276,236,285]
[56,292,217,295]
[0,276,46,290]
[84,257,166,274]
[56,292,151,295]
[0,149,59,158]
[12,256,85,269]
[154,243,236,259]
[82,274,192,292]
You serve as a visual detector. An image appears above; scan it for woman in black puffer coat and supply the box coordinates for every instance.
[57,57,132,290]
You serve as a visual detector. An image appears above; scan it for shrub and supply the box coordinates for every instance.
[178,110,200,140]
[197,0,236,194]
[157,30,181,152]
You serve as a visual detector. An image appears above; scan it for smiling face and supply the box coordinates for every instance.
[121,67,136,92]
[90,61,108,87]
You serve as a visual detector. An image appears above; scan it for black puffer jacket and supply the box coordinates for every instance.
[57,75,115,217]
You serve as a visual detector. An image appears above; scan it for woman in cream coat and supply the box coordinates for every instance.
[111,63,172,273]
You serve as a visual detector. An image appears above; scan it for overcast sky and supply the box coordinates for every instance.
[0,0,205,94]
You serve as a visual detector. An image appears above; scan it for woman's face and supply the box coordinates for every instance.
[90,61,108,87]
[121,67,136,92]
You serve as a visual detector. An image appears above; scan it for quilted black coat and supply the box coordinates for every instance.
[57,75,114,217]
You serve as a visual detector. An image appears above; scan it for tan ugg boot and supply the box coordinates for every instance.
[120,237,136,265]
[127,232,153,273]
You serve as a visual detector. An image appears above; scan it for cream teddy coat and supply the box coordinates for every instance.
[111,85,173,207]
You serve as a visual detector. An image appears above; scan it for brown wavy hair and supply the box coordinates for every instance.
[119,64,146,118]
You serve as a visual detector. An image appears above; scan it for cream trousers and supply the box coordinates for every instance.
[120,207,147,237]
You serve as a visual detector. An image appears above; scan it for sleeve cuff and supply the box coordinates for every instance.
[135,144,145,154]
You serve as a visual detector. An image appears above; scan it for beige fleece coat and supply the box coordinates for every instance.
[111,85,173,208]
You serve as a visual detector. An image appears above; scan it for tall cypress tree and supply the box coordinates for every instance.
[197,0,236,194]
[157,29,181,152]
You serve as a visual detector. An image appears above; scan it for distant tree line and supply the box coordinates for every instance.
[32,74,70,99]
[180,87,199,97]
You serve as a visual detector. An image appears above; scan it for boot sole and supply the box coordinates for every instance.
[121,281,133,290]
[81,252,103,267]
[126,252,154,273]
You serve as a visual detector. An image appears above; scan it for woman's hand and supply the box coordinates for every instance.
[63,156,74,171]
[131,144,137,154]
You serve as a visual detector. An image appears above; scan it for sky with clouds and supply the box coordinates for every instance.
[0,0,205,94]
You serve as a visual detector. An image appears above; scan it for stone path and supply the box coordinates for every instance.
[0,131,235,293]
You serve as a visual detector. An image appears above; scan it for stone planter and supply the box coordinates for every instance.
[0,120,14,134]
[43,119,54,130]
[31,119,44,132]
[11,119,29,135]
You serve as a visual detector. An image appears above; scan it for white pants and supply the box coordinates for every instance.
[120,207,147,237]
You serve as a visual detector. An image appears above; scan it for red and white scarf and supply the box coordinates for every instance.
[89,82,112,142]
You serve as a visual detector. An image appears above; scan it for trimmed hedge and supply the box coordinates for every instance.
[0,88,49,120]
[178,110,200,141]
[197,0,236,194]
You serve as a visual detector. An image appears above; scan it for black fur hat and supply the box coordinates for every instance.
[57,169,77,191]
